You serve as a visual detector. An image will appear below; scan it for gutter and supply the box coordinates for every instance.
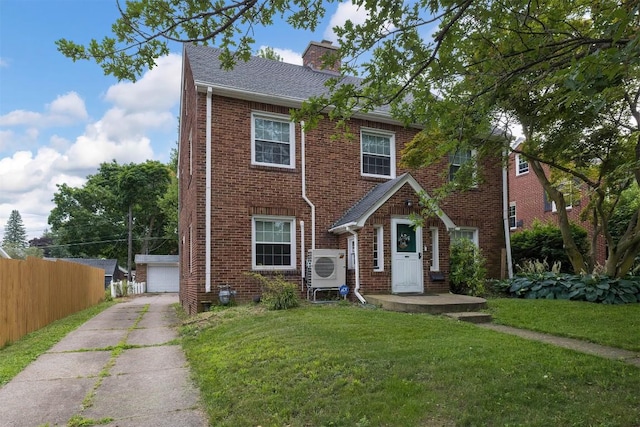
[205,86,213,293]
[346,226,366,304]
[502,148,514,279]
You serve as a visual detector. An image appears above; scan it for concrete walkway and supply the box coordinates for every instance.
[0,294,208,427]
[478,323,640,368]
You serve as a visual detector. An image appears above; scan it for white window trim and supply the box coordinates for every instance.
[189,128,193,176]
[251,111,296,169]
[189,223,193,273]
[347,236,356,270]
[449,148,478,185]
[430,227,439,271]
[252,215,296,270]
[360,128,396,179]
[373,225,384,272]
[509,202,517,230]
[515,154,529,176]
[451,227,479,246]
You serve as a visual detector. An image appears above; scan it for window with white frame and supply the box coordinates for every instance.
[373,226,384,271]
[189,128,193,176]
[551,180,575,212]
[508,202,517,229]
[347,236,356,270]
[252,112,295,168]
[450,227,479,246]
[189,223,193,273]
[430,227,439,271]
[516,154,529,175]
[361,129,395,178]
[252,217,295,269]
[449,149,476,182]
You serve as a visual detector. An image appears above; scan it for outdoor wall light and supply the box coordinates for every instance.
[405,199,413,207]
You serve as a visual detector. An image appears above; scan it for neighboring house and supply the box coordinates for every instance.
[508,142,606,265]
[135,254,179,293]
[178,40,507,314]
[52,258,126,288]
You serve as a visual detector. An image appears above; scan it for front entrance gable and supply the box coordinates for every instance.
[329,172,456,234]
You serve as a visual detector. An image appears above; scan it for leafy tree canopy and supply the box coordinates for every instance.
[56,0,640,277]
[48,160,176,266]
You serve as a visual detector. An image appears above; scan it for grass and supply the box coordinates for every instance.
[180,303,640,427]
[487,298,640,351]
[0,300,115,386]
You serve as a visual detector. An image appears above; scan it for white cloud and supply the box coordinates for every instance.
[0,54,181,239]
[0,92,88,127]
[0,57,8,68]
[324,1,370,42]
[105,53,181,112]
[257,45,303,65]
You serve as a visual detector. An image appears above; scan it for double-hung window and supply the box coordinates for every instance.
[450,227,479,246]
[508,202,517,229]
[253,217,296,269]
[516,154,529,175]
[449,149,476,183]
[361,129,395,178]
[252,112,295,168]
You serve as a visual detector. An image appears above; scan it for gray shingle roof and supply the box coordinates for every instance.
[331,173,410,229]
[184,44,390,115]
[56,258,119,276]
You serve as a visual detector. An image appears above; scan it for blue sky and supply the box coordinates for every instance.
[0,0,363,239]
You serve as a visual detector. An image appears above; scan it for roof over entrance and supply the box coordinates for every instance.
[329,173,456,234]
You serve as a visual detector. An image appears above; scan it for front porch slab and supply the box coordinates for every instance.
[365,293,487,314]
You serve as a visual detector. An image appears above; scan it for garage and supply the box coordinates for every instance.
[135,255,179,293]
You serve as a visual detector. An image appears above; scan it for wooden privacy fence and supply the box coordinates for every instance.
[0,257,105,347]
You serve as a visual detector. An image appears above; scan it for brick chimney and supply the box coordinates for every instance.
[302,40,341,73]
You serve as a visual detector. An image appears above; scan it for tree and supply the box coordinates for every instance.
[3,210,27,250]
[48,160,176,267]
[256,46,283,61]
[56,0,640,277]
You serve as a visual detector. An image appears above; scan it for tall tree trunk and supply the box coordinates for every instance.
[530,159,587,274]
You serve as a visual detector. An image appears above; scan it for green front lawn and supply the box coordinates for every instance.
[180,304,640,427]
[487,298,640,351]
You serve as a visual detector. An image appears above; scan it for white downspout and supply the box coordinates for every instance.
[300,220,305,292]
[205,87,213,293]
[300,121,316,250]
[346,226,366,304]
[502,149,514,279]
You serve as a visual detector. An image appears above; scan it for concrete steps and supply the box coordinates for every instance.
[443,311,492,324]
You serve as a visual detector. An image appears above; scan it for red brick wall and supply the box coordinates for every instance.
[179,58,506,311]
[136,264,147,283]
[508,147,606,265]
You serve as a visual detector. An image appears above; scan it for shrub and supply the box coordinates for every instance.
[507,273,640,304]
[247,273,300,310]
[450,238,487,296]
[511,221,589,274]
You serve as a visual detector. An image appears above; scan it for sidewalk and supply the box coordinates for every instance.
[0,294,208,427]
[478,323,640,368]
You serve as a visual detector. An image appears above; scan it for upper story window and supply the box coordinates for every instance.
[361,129,395,178]
[252,112,295,169]
[252,216,296,270]
[516,154,529,175]
[449,149,476,183]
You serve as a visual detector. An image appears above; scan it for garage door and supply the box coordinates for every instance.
[147,265,179,292]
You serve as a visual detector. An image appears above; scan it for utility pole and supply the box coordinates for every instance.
[128,204,133,280]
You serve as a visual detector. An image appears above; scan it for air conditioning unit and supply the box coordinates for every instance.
[306,249,346,289]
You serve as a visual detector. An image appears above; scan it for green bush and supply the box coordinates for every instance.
[511,221,589,274]
[247,273,300,310]
[450,238,487,296]
[508,273,640,304]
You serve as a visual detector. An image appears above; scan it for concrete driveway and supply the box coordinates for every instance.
[0,293,208,427]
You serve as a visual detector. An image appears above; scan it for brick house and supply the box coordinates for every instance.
[178,40,507,314]
[508,141,606,265]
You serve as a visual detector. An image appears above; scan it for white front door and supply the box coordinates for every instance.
[391,218,423,293]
